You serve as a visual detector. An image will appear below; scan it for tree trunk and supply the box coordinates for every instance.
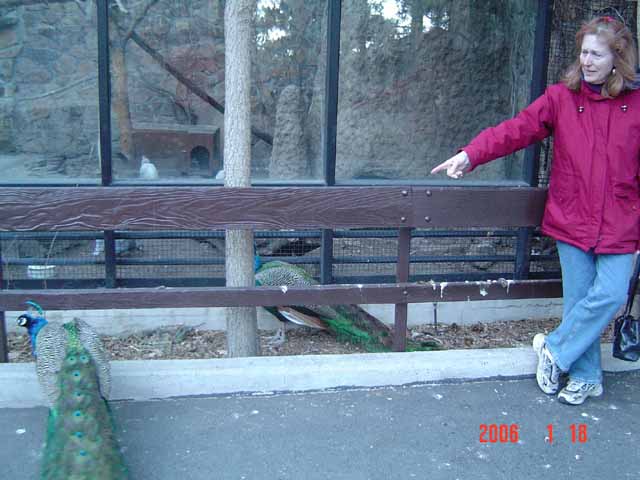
[410,0,424,51]
[109,17,135,163]
[224,0,259,357]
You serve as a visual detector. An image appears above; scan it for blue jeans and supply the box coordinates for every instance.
[545,241,634,384]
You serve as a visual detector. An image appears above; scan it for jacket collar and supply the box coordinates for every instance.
[580,80,608,101]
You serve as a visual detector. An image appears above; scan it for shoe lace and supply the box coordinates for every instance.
[566,380,595,392]
[542,349,558,378]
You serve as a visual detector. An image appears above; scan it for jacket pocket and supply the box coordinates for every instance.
[549,172,578,215]
[614,182,640,215]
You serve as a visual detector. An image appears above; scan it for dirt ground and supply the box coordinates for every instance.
[6,318,618,362]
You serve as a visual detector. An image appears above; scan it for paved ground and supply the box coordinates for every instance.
[2,370,639,480]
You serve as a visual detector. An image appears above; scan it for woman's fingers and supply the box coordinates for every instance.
[430,161,450,175]
[430,159,463,178]
[431,152,469,178]
[449,168,463,178]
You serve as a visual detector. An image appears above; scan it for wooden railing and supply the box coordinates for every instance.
[0,186,562,360]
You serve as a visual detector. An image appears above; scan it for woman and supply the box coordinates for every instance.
[431,16,640,406]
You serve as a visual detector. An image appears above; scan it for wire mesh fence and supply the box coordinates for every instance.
[1,227,561,288]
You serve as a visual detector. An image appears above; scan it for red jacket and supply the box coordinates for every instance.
[463,81,640,254]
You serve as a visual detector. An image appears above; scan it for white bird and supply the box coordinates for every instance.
[139,155,159,180]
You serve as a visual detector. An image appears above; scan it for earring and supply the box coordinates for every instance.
[612,67,617,75]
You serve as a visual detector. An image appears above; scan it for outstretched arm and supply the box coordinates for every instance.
[432,87,555,177]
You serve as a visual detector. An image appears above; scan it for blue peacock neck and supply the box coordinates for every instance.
[26,317,48,355]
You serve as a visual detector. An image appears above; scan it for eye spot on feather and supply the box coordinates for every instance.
[74,410,83,418]
[79,450,88,457]
[74,431,84,439]
[67,356,77,364]
[80,355,89,363]
[72,370,81,379]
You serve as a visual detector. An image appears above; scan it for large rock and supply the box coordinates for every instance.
[0,101,15,151]
[269,85,307,179]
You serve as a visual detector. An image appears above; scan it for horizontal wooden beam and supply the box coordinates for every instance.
[411,187,546,228]
[0,187,547,231]
[0,279,563,311]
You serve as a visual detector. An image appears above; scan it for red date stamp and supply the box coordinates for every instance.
[479,423,588,443]
[547,423,588,443]
[479,424,519,443]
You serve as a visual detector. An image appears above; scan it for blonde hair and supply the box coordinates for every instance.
[562,16,638,98]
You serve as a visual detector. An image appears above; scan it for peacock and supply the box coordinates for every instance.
[17,301,128,480]
[255,258,439,352]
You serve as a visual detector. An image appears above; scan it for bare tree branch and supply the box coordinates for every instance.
[0,0,74,7]
[3,0,274,147]
[126,28,273,145]
[16,74,97,101]
[123,0,161,42]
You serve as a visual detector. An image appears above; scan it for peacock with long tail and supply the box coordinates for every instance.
[17,301,128,480]
[255,258,440,352]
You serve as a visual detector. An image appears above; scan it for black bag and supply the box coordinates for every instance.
[613,255,640,362]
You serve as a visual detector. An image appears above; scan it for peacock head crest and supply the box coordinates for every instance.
[17,312,47,332]
[17,301,48,354]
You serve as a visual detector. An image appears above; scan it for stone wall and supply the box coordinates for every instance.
[1,0,539,182]
[303,0,537,181]
[0,9,21,154]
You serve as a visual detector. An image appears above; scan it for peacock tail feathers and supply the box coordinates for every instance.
[36,319,111,407]
[321,312,389,353]
[41,339,127,480]
[62,321,82,349]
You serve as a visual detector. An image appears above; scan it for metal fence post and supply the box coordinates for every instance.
[516,0,552,280]
[0,312,7,364]
[0,241,7,363]
[319,1,341,286]
[320,229,334,284]
[97,0,117,288]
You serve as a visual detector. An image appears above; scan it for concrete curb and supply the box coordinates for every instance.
[2,343,639,408]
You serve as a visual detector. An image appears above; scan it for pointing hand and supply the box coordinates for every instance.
[430,151,470,179]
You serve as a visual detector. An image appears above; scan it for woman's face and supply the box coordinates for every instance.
[580,34,614,85]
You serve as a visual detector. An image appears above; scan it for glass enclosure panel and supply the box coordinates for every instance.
[109,1,225,181]
[110,0,326,182]
[336,0,538,182]
[254,0,326,181]
[0,3,100,184]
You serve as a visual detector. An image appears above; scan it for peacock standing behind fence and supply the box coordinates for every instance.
[255,259,440,352]
[17,301,128,480]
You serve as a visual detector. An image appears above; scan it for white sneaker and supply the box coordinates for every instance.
[533,333,561,394]
[558,380,603,405]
